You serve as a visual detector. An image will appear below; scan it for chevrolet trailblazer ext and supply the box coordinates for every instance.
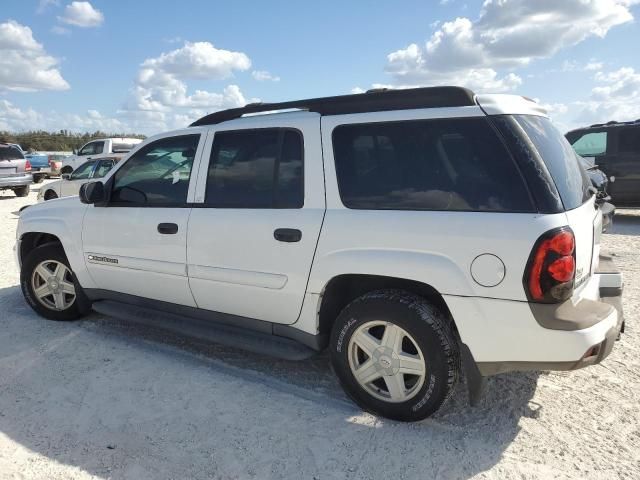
[16,87,624,421]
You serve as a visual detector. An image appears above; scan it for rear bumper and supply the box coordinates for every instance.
[446,254,624,376]
[31,166,51,174]
[0,174,33,188]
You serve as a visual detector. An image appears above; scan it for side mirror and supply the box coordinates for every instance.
[79,181,106,205]
[61,173,71,180]
[72,148,78,155]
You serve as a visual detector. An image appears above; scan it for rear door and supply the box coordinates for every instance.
[187,113,325,324]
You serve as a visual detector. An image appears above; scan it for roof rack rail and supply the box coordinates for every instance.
[190,86,476,127]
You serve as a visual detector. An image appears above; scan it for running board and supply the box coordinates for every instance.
[91,300,317,361]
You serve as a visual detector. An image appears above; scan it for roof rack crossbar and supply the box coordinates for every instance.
[190,86,476,127]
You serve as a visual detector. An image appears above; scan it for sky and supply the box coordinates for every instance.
[0,0,639,135]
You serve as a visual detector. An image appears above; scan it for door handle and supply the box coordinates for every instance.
[274,228,302,243]
[158,223,178,234]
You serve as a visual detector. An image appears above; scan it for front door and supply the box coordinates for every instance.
[82,132,205,306]
[187,115,325,324]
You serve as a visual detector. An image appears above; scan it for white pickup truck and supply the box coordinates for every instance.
[61,137,142,174]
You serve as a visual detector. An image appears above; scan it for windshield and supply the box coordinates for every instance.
[513,115,591,211]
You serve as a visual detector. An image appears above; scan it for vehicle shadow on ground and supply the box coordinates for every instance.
[609,211,640,237]
[0,284,539,479]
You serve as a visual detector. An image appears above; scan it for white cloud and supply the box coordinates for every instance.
[128,42,251,112]
[37,0,60,14]
[252,70,280,82]
[350,87,366,94]
[141,42,250,81]
[0,20,69,92]
[59,1,104,28]
[51,25,71,35]
[385,0,635,91]
[119,42,255,132]
[0,100,127,133]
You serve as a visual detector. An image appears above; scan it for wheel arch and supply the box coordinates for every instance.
[317,274,459,339]
[19,232,65,266]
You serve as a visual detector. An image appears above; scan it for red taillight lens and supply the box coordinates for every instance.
[25,159,32,171]
[525,227,576,303]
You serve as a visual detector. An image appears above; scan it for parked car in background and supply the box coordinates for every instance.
[61,138,142,174]
[47,153,70,177]
[0,143,32,197]
[38,158,117,202]
[566,120,640,207]
[24,153,51,183]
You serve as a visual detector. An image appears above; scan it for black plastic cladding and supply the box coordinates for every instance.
[189,86,476,126]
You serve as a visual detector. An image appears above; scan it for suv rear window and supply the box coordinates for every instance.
[0,146,25,161]
[569,131,607,156]
[513,115,591,211]
[332,117,534,212]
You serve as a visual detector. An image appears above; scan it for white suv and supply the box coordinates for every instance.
[15,87,624,421]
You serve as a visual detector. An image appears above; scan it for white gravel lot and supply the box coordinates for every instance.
[0,181,638,480]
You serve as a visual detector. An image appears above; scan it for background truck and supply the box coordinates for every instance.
[60,138,142,174]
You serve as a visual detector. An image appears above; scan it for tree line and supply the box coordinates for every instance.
[0,130,146,152]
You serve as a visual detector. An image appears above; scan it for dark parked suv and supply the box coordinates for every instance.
[566,120,640,207]
[0,144,32,197]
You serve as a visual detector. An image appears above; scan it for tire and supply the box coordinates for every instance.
[44,189,58,201]
[60,166,73,175]
[14,185,30,197]
[20,243,89,321]
[33,174,45,184]
[330,290,460,422]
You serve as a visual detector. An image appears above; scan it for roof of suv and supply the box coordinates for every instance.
[190,86,548,127]
[567,119,640,135]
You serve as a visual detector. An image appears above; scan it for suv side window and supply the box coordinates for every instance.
[618,128,640,154]
[205,128,304,208]
[70,161,96,180]
[332,117,534,212]
[110,134,200,205]
[570,131,607,156]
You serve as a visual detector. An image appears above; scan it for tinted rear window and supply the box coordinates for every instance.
[332,117,534,212]
[514,115,591,210]
[0,146,24,161]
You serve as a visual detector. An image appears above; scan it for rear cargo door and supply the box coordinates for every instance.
[0,145,25,177]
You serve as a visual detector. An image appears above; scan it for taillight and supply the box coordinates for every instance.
[524,227,576,303]
[25,159,32,171]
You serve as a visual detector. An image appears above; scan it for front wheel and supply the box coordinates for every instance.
[20,244,88,321]
[330,290,460,421]
[44,189,58,201]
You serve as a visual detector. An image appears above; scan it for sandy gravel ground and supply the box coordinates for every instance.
[0,181,638,480]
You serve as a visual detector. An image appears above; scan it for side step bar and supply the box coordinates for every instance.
[91,300,317,361]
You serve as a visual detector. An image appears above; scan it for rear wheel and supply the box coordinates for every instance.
[20,244,88,321]
[44,189,58,201]
[330,290,460,421]
[33,174,45,183]
[14,185,30,197]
